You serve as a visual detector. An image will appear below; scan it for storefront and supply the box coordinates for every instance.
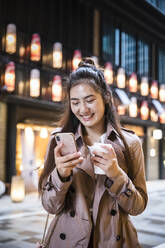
[0,0,165,190]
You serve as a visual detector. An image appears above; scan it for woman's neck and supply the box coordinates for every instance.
[83,124,106,146]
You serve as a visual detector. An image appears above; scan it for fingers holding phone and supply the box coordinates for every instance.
[54,133,83,178]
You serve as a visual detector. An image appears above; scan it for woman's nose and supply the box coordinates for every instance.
[80,102,89,113]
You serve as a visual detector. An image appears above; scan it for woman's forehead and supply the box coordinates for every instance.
[70,83,98,98]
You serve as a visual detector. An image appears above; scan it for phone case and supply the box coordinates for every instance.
[55,133,77,156]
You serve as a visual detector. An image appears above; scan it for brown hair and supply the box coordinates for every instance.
[39,58,132,210]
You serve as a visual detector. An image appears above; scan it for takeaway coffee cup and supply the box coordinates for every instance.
[88,143,113,175]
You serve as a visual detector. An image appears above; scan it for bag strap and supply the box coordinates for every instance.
[43,214,61,248]
[41,213,49,244]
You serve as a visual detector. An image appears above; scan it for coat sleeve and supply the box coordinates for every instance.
[41,135,73,215]
[107,136,148,216]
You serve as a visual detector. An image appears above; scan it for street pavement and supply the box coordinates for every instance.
[0,180,165,248]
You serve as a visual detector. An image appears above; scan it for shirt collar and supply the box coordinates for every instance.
[75,122,119,142]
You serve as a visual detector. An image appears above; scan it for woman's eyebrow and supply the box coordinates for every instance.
[70,95,94,100]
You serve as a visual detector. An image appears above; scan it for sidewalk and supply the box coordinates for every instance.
[0,180,165,248]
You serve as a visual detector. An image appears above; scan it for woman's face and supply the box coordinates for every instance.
[70,83,105,130]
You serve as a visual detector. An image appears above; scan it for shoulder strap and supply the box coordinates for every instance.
[41,213,49,244]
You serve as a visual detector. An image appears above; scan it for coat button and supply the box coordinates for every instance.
[110,209,117,216]
[104,178,113,188]
[70,210,75,217]
[60,233,66,240]
[116,235,120,241]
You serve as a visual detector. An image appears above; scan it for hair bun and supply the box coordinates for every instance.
[78,57,96,68]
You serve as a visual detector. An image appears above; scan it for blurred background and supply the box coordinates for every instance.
[0,0,165,247]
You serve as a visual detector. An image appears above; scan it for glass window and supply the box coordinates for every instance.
[121,32,136,74]
[158,48,165,84]
[102,20,119,65]
[137,40,150,77]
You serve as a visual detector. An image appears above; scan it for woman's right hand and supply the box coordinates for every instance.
[54,143,83,178]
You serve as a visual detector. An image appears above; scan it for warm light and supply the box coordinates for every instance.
[117,105,126,115]
[30,69,40,97]
[140,101,149,120]
[72,50,82,71]
[150,109,158,122]
[53,42,62,68]
[150,148,156,157]
[160,112,165,124]
[6,24,16,54]
[140,77,149,96]
[19,45,26,58]
[129,73,137,92]
[153,129,163,140]
[40,128,48,139]
[25,127,33,138]
[159,84,165,102]
[10,176,25,202]
[18,81,24,95]
[104,62,113,84]
[150,80,158,99]
[117,68,126,88]
[20,164,23,172]
[30,34,41,61]
[5,62,15,92]
[129,97,138,117]
[52,75,62,101]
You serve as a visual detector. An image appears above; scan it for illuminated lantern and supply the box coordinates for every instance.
[6,24,16,54]
[150,80,158,99]
[129,73,137,92]
[5,62,15,92]
[117,105,126,115]
[160,112,165,124]
[150,108,158,122]
[53,42,62,68]
[10,176,25,202]
[19,45,26,58]
[159,84,165,102]
[104,62,113,85]
[40,128,48,139]
[30,33,41,61]
[140,77,149,96]
[117,68,126,88]
[140,101,149,120]
[72,50,82,71]
[30,69,40,97]
[129,97,138,117]
[52,75,62,101]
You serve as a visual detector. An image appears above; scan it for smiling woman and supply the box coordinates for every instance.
[38,58,148,248]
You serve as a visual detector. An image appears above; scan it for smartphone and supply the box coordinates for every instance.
[54,132,77,156]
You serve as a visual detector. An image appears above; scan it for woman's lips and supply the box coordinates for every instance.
[80,113,94,121]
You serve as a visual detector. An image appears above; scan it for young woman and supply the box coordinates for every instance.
[39,58,148,248]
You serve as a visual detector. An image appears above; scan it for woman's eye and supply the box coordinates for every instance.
[87,99,95,103]
[72,102,79,106]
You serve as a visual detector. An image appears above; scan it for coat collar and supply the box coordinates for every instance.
[74,122,119,144]
[74,122,120,179]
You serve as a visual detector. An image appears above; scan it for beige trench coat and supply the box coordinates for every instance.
[41,123,148,248]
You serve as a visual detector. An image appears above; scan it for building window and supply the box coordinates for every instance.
[146,0,165,14]
[102,20,119,65]
[121,32,136,74]
[137,40,150,77]
[158,48,165,84]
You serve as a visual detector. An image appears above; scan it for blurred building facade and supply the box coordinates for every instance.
[0,0,165,190]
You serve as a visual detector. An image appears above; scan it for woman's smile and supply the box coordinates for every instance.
[70,83,105,130]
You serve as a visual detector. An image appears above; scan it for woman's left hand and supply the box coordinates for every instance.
[91,144,121,178]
